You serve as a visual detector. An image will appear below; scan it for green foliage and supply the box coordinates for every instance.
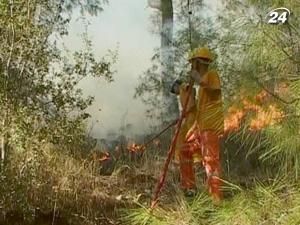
[218,0,300,176]
[124,178,300,225]
[0,1,116,221]
[126,1,300,224]
[135,1,218,122]
[0,145,120,224]
[0,0,115,155]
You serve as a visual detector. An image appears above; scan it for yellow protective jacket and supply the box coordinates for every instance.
[196,70,224,135]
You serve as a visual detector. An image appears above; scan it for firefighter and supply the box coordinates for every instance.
[171,79,201,197]
[185,47,224,202]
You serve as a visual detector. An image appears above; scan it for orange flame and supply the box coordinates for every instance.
[99,151,110,162]
[91,151,110,162]
[249,105,283,131]
[127,142,146,153]
[224,90,284,133]
[224,109,246,133]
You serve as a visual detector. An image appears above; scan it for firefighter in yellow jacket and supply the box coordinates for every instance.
[172,47,224,202]
[186,47,224,202]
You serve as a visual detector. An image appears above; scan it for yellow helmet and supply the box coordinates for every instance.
[188,47,214,62]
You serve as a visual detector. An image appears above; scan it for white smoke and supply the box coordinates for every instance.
[63,0,222,139]
[161,19,174,73]
[148,0,161,10]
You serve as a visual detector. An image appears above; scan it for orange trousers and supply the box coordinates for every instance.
[179,130,222,201]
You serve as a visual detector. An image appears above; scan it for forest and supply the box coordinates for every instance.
[0,0,300,225]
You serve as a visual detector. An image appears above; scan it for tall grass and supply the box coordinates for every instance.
[123,176,300,225]
[0,144,127,225]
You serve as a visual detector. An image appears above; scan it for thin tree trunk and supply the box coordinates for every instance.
[161,0,174,81]
[160,0,178,119]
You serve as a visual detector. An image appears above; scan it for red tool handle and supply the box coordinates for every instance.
[151,78,195,209]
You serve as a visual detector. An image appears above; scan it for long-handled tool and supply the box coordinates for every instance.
[143,107,195,148]
[150,0,194,209]
[143,120,177,148]
[151,79,194,209]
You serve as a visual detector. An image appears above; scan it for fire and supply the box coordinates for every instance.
[127,142,146,153]
[255,90,269,103]
[224,90,284,133]
[224,109,246,132]
[99,152,111,162]
[249,104,283,131]
[92,151,110,162]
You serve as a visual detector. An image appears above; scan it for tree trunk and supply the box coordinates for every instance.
[161,0,174,81]
[160,0,178,120]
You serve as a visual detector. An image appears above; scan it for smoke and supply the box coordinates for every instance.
[62,0,222,140]
[63,0,159,139]
[148,0,161,10]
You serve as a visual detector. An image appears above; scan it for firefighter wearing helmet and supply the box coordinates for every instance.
[172,47,224,203]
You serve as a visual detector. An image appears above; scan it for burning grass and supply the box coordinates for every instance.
[127,142,146,153]
[224,90,284,134]
[1,88,296,225]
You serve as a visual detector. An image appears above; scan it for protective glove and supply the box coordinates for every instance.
[170,79,182,95]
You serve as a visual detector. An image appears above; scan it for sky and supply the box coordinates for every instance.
[63,0,221,139]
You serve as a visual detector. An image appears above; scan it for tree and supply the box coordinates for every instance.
[0,0,115,167]
[137,0,217,123]
[217,0,300,177]
[161,0,174,90]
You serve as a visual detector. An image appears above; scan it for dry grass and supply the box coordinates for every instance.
[0,144,169,225]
